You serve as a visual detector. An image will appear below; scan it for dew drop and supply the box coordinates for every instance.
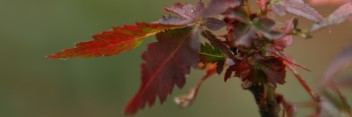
[190,10,194,12]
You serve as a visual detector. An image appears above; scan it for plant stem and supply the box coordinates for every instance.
[286,65,318,101]
[246,83,281,117]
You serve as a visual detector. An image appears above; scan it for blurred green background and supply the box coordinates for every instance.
[0,0,351,117]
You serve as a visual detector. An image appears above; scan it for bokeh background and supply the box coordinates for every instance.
[0,0,351,117]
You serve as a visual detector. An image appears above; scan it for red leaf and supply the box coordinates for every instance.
[232,23,256,47]
[202,0,242,17]
[271,0,323,23]
[310,2,352,32]
[257,56,286,86]
[286,64,317,100]
[165,1,204,20]
[254,17,295,41]
[48,23,184,58]
[224,65,236,82]
[224,60,252,82]
[157,15,194,26]
[156,1,205,26]
[204,18,226,31]
[216,60,225,74]
[270,51,310,71]
[272,35,293,51]
[124,27,200,115]
[234,60,252,80]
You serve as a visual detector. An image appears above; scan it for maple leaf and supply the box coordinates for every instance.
[230,22,257,47]
[223,8,250,23]
[158,0,205,26]
[48,1,207,59]
[157,15,194,26]
[204,18,227,31]
[252,17,282,40]
[48,23,185,58]
[123,27,200,115]
[225,60,252,82]
[256,56,286,86]
[164,1,204,20]
[202,0,243,17]
[271,0,324,23]
[310,2,352,32]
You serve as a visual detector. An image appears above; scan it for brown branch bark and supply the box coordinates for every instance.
[246,83,281,117]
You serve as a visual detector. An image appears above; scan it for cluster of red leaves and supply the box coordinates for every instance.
[48,0,352,116]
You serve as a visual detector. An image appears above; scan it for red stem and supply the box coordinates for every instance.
[286,65,318,101]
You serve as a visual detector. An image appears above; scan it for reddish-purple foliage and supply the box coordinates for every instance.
[49,0,352,116]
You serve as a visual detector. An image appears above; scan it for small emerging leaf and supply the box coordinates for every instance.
[175,64,217,108]
[201,30,236,60]
[200,43,227,63]
[175,88,197,108]
[272,35,293,51]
